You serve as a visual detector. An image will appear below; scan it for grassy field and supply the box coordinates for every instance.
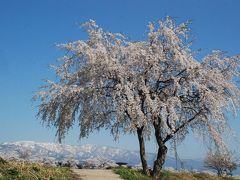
[0,157,78,180]
[113,166,239,180]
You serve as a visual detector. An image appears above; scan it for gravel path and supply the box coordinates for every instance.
[72,169,122,180]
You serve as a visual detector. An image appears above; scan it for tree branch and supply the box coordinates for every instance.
[163,110,202,143]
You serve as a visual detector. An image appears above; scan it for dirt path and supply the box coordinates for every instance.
[72,169,122,180]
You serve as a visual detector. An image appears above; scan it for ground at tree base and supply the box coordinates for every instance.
[112,166,240,180]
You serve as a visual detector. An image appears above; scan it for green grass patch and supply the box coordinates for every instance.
[113,166,151,180]
[0,157,77,180]
[113,167,239,180]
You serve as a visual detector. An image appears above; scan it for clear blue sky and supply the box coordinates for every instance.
[0,0,240,159]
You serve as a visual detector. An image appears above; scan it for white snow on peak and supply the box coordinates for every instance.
[0,141,208,173]
[0,141,140,165]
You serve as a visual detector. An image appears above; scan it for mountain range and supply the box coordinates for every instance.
[0,141,239,175]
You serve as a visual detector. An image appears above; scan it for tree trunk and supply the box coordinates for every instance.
[217,169,223,176]
[153,143,167,179]
[152,121,168,179]
[137,126,150,176]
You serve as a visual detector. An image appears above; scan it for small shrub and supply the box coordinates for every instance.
[7,168,19,176]
[0,157,7,164]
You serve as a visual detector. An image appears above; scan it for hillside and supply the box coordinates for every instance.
[0,157,76,179]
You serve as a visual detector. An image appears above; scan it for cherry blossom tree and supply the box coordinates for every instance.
[35,17,240,178]
[204,150,238,176]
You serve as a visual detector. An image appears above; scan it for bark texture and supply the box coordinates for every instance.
[153,144,167,179]
[137,126,150,176]
[153,121,168,179]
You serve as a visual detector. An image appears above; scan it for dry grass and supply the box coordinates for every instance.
[0,157,76,180]
[160,171,238,180]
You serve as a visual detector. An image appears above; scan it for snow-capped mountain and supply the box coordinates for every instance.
[1,141,239,175]
[0,141,203,169]
[0,141,142,165]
